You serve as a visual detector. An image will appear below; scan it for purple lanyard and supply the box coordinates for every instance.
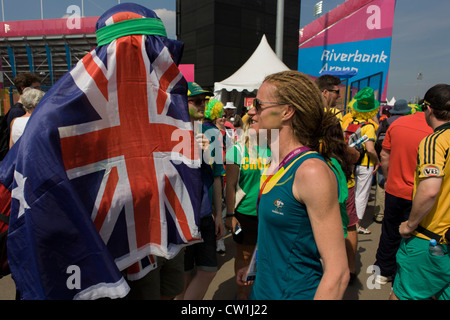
[257,146,311,212]
[275,146,312,171]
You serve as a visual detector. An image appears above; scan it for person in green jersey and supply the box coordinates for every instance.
[225,117,271,299]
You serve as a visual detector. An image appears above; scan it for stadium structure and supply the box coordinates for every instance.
[0,17,98,114]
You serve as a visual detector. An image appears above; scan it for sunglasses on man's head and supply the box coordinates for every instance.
[252,98,288,112]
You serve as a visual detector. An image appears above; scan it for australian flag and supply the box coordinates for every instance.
[0,3,202,299]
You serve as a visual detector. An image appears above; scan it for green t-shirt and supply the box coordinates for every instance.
[328,157,349,238]
[225,143,271,216]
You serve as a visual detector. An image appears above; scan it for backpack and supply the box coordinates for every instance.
[344,118,373,165]
[375,118,390,158]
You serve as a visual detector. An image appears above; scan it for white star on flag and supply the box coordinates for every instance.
[11,171,30,218]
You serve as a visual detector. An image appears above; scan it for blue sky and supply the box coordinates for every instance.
[1,0,449,102]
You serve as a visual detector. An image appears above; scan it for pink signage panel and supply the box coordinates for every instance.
[300,0,396,49]
[0,17,98,37]
[179,64,194,82]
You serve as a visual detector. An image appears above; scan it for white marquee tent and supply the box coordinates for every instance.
[214,35,290,108]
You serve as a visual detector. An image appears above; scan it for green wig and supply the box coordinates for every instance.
[204,99,224,120]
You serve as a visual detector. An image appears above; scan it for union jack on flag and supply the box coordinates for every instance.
[0,4,202,299]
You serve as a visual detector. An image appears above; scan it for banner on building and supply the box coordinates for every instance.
[298,0,396,102]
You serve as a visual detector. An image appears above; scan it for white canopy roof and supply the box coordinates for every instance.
[387,97,396,106]
[214,35,290,93]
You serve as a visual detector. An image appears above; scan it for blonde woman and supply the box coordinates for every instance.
[237,71,350,299]
[225,114,270,299]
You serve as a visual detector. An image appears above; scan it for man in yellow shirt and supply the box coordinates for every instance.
[392,84,450,300]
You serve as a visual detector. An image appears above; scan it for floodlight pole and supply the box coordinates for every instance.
[276,0,284,60]
[417,72,423,103]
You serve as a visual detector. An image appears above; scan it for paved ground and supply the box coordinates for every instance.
[204,185,393,300]
[0,186,392,300]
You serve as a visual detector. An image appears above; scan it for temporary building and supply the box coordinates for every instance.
[214,34,290,110]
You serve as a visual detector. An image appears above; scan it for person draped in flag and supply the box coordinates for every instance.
[0,3,203,300]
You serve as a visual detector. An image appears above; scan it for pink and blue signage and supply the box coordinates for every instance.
[298,0,396,101]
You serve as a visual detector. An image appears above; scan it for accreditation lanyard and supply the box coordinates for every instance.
[256,146,312,212]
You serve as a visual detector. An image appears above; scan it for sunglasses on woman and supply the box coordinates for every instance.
[252,98,288,112]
